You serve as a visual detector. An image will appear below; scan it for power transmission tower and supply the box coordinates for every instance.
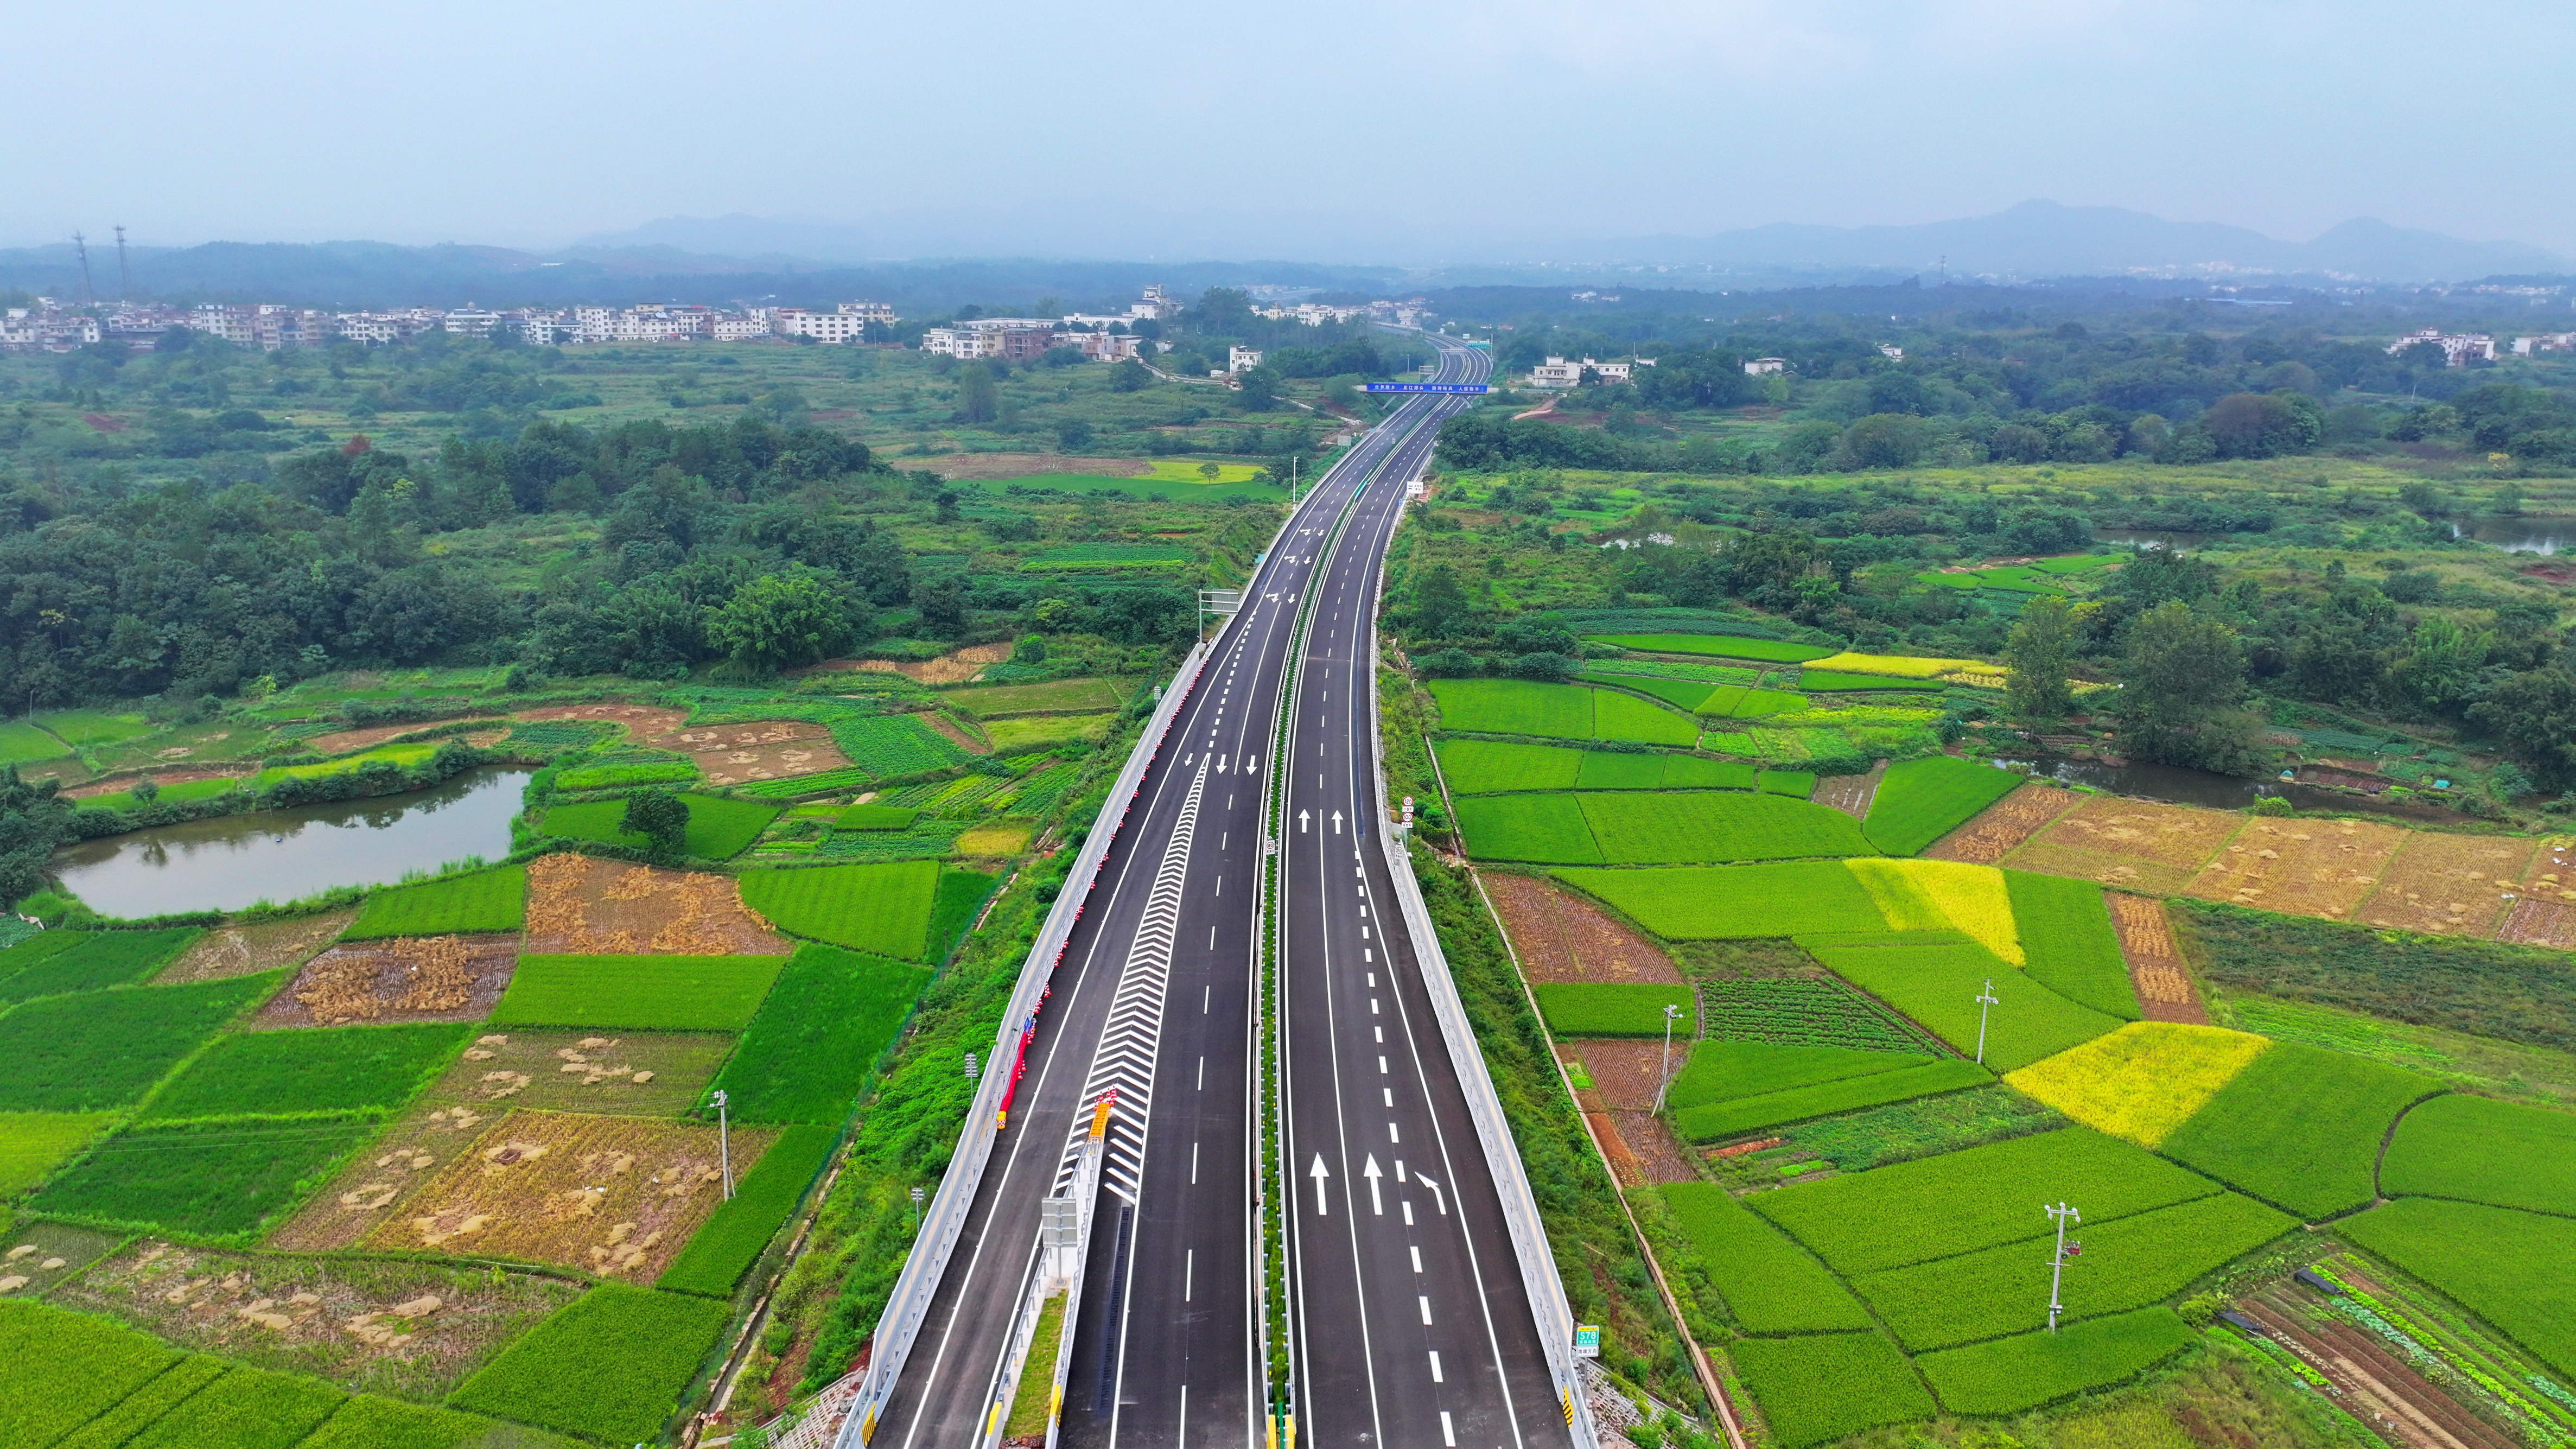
[2044,1201,2082,1332]
[73,232,94,304]
[113,226,131,302]
[1974,978,2000,1065]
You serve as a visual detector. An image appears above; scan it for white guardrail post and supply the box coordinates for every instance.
[1366,493,1601,1448]
[841,447,1370,1447]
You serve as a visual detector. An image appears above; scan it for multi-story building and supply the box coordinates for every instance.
[775,307,869,344]
[1743,357,1789,376]
[2510,333,2576,355]
[443,307,502,336]
[919,326,999,359]
[1228,346,1264,373]
[2387,328,2497,366]
[713,309,773,341]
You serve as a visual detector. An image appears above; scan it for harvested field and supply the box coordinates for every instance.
[825,641,1012,685]
[362,1109,777,1280]
[648,719,850,786]
[255,936,518,1027]
[54,1238,579,1402]
[2006,797,2244,893]
[514,703,689,740]
[2355,831,2543,936]
[2108,894,2206,1024]
[271,1031,734,1251]
[1606,1111,1696,1184]
[2186,816,2406,919]
[0,1221,120,1298]
[2498,896,2576,949]
[1481,873,1683,985]
[1571,1039,1687,1110]
[1811,762,1885,822]
[1924,784,2081,864]
[523,854,788,956]
[157,911,356,985]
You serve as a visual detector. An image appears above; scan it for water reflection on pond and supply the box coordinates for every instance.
[50,766,531,917]
[2455,516,2576,555]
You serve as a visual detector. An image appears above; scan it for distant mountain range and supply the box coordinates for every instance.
[0,201,2559,307]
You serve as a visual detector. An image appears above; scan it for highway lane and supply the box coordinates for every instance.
[866,355,1470,1449]
[1279,338,1575,1449]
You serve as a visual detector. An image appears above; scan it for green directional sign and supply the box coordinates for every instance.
[1573,1324,1601,1358]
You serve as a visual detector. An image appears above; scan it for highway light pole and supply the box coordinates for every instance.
[1974,978,2000,1065]
[1652,1002,1682,1113]
[2044,1201,2082,1332]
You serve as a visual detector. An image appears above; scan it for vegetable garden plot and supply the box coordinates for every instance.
[256,935,519,1028]
[1587,633,1835,663]
[1658,1182,1874,1334]
[1700,977,1928,1052]
[1862,757,2026,856]
[0,972,279,1113]
[1531,982,1694,1037]
[706,944,931,1125]
[2158,1041,2437,1219]
[1432,739,1583,794]
[1733,1086,2065,1179]
[1556,862,1887,939]
[2007,798,2244,889]
[1915,1307,2199,1415]
[525,854,788,957]
[34,1116,378,1238]
[1677,1060,1995,1142]
[140,1022,470,1122]
[365,1109,777,1280]
[657,1123,838,1297]
[2339,1199,2576,1381]
[1809,938,2121,1073]
[490,954,786,1032]
[2007,871,2140,1019]
[1728,1332,1934,1448]
[1581,791,1875,864]
[2187,816,2408,920]
[1750,1126,2223,1276]
[1479,873,1684,986]
[739,859,943,959]
[1858,1191,2291,1351]
[1454,795,1602,863]
[55,1238,578,1402]
[2380,1092,2576,1217]
[2356,830,2547,937]
[0,928,200,1002]
[1665,1039,1931,1113]
[449,1282,732,1445]
[2002,1022,2272,1148]
[1427,678,1594,740]
[1845,858,2022,963]
[344,867,526,942]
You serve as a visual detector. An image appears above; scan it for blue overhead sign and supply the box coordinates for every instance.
[1362,383,1490,393]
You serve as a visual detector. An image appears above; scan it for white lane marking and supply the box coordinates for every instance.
[1197,1056,1204,1090]
[1419,1174,1447,1216]
[1411,1245,1423,1273]
[1377,1056,1387,1073]
[1403,1200,1414,1225]
[1185,1248,1194,1301]
[1428,1351,1444,1383]
[1179,1385,1187,1449]
[1389,1121,1400,1143]
[1367,973,1376,986]
[1419,1295,1433,1325]
[1382,1087,1392,1105]
[1373,1026,1383,1044]
[1215,875,1222,895]
[1191,1140,1199,1184]
[1203,984,1209,1013]
[1370,997,1379,1014]
[1441,1409,1456,1446]
[1209,926,1216,949]
[1309,1153,1331,1215]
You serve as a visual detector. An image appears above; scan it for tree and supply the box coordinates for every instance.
[1234,364,1282,411]
[0,766,73,908]
[706,568,856,672]
[2470,667,2576,788]
[2004,594,2079,722]
[1197,461,1222,482]
[2202,392,2322,459]
[2114,601,2256,769]
[1110,359,1150,392]
[1411,564,1469,638]
[956,364,999,424]
[621,789,689,860]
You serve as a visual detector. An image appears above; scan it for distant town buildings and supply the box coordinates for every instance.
[2511,333,2576,355]
[0,295,898,354]
[2387,327,2497,366]
[1743,357,1789,376]
[1255,301,1367,326]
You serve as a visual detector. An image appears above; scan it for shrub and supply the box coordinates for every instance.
[489,954,788,1032]
[1530,983,1694,1037]
[657,1124,838,1296]
[0,1299,180,1445]
[2158,1041,2437,1218]
[1728,1333,1934,1448]
[449,1283,732,1444]
[343,866,525,940]
[2007,870,2138,1019]
[708,945,931,1126]
[1863,755,2024,855]
[1750,1127,2222,1276]
[1915,1307,2199,1414]
[122,1362,345,1448]
[1659,1182,1873,1333]
[1676,1059,1995,1141]
[138,1022,470,1123]
[34,1116,376,1238]
[2002,1022,2270,1148]
[2338,1198,2576,1380]
[2380,1092,2576,1217]
[0,928,200,1002]
[740,860,946,959]
[0,973,279,1111]
[1555,862,1885,939]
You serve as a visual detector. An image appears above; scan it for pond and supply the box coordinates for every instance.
[1989,755,2460,822]
[49,766,532,918]
[2454,515,2576,555]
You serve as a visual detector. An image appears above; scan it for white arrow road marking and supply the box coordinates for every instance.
[1332,810,1345,834]
[1419,1174,1447,1216]
[1363,1155,1384,1215]
[1299,809,1311,834]
[1310,1154,1331,1216]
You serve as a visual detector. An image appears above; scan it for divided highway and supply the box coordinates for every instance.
[853,335,1579,1449]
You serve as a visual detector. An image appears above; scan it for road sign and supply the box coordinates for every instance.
[1361,383,1490,393]
[1573,1325,1601,1358]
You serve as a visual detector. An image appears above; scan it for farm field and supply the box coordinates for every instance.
[449,1282,733,1443]
[343,867,527,941]
[1862,755,2025,856]
[33,1115,381,1237]
[1805,936,2123,1072]
[488,953,787,1031]
[1676,1058,1994,1141]
[2157,1041,2437,1218]
[524,854,788,956]
[2378,1092,2576,1216]
[1844,858,2022,962]
[138,1022,470,1122]
[1427,678,1700,745]
[705,945,931,1124]
[539,793,780,860]
[2336,1198,2576,1380]
[1587,633,1835,663]
[1727,1332,1935,1448]
[1914,1308,2198,1415]
[739,859,943,958]
[1555,862,1887,938]
[2002,1023,2272,1147]
[1659,1182,1873,1334]
[2006,870,2139,1019]
[0,973,282,1111]
[0,926,200,1002]
[1697,977,1928,1052]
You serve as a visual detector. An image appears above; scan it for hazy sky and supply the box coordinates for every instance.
[11,0,2571,257]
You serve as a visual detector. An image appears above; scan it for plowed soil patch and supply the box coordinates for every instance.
[362,1109,775,1280]
[1483,872,1682,986]
[1585,1113,1644,1187]
[2187,816,2407,919]
[523,853,787,956]
[255,934,518,1027]
[1572,1039,1685,1110]
[157,910,355,984]
[2001,796,2242,892]
[2355,831,2543,937]
[2109,893,2206,1025]
[1925,784,2081,864]
[1811,762,1886,822]
[1607,1111,1698,1184]
[515,703,690,739]
[647,719,850,786]
[2498,897,2576,949]
[816,642,1012,685]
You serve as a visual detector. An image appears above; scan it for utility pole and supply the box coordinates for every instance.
[72,232,94,304]
[1652,1002,1682,1113]
[711,1089,733,1200]
[1974,978,2000,1065]
[2044,1202,2081,1332]
[909,1185,926,1228]
[113,225,131,302]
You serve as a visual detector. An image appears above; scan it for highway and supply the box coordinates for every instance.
[862,334,1528,1449]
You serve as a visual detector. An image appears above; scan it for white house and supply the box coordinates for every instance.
[2387,328,2496,366]
[1744,357,1789,376]
[1228,346,1264,373]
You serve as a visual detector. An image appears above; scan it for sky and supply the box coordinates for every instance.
[9,0,2572,260]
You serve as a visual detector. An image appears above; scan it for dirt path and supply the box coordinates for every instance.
[2107,892,2209,1024]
